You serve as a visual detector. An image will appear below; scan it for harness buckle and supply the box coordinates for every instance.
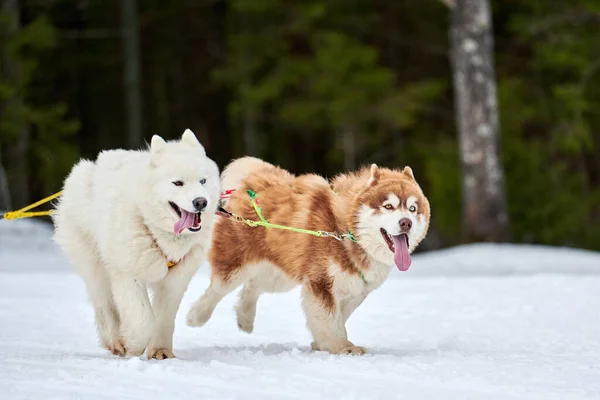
[320,231,344,241]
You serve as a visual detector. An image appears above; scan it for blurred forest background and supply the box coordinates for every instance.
[0,0,599,252]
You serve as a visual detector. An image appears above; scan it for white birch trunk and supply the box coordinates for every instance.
[448,0,509,241]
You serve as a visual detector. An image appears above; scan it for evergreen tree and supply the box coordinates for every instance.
[0,2,78,206]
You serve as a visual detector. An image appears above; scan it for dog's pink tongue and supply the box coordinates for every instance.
[174,210,195,235]
[392,235,412,271]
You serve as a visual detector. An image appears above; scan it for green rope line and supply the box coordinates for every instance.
[242,218,326,237]
[242,190,365,282]
[245,190,326,236]
[245,189,357,241]
[346,230,358,243]
[357,270,366,283]
[247,190,268,223]
[242,217,365,282]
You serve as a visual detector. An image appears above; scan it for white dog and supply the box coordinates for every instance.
[53,129,220,359]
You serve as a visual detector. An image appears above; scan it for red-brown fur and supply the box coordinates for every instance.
[210,163,366,295]
[210,161,429,298]
[189,157,430,355]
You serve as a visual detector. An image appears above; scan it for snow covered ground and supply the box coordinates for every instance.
[1,219,599,400]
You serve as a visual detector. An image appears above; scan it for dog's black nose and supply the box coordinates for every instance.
[399,218,412,232]
[192,197,208,211]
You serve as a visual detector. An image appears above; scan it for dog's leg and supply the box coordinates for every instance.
[186,272,244,327]
[54,221,123,355]
[235,279,261,333]
[302,283,366,356]
[341,294,367,323]
[85,266,123,356]
[146,261,199,360]
[109,275,154,357]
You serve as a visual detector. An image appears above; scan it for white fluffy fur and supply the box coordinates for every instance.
[355,202,428,267]
[52,129,220,359]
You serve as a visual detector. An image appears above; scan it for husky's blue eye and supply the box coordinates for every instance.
[409,205,417,212]
[173,181,184,187]
[200,178,207,185]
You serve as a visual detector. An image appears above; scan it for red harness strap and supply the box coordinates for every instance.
[220,189,236,199]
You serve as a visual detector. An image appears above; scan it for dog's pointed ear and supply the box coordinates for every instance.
[150,135,166,154]
[149,135,167,165]
[402,166,415,181]
[367,164,380,186]
[181,129,203,148]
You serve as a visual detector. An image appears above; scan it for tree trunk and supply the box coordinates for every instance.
[120,0,143,149]
[0,146,11,211]
[2,0,29,208]
[448,0,509,241]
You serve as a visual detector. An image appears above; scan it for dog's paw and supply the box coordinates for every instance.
[125,346,146,358]
[235,300,257,334]
[119,337,147,358]
[186,302,212,327]
[312,339,366,355]
[236,311,254,334]
[337,345,367,356]
[104,338,126,357]
[147,348,176,360]
[237,320,254,334]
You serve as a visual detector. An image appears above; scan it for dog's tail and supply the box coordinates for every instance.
[221,156,287,192]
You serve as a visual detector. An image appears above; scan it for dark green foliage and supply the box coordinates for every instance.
[0,9,79,202]
[0,0,598,251]
[494,0,600,248]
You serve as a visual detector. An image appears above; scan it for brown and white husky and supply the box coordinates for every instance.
[186,157,431,355]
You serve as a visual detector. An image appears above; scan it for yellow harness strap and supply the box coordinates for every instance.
[2,190,178,269]
[1,191,62,220]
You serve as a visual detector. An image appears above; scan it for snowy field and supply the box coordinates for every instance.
[1,219,599,400]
